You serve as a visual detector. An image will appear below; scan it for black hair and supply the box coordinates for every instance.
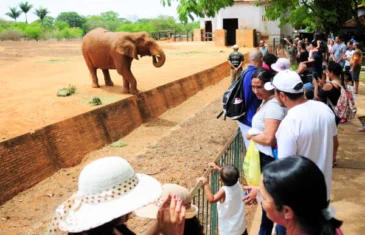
[311,40,318,48]
[220,164,239,186]
[253,68,275,84]
[68,217,134,235]
[184,216,205,235]
[305,90,314,100]
[263,53,278,68]
[348,41,353,45]
[328,62,345,86]
[300,42,306,50]
[263,156,343,235]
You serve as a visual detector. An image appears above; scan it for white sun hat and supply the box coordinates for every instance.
[264,70,304,93]
[271,58,291,72]
[48,156,162,234]
[134,184,198,219]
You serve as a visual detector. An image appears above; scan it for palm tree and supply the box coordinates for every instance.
[19,1,33,24]
[5,7,22,22]
[34,7,49,26]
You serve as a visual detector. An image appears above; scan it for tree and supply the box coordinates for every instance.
[19,1,33,23]
[34,7,49,26]
[161,0,234,23]
[5,7,22,22]
[56,12,86,28]
[35,16,54,28]
[163,0,365,34]
[100,11,120,22]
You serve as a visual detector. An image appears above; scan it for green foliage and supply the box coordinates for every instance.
[34,16,54,28]
[56,12,86,28]
[5,7,23,22]
[110,141,128,147]
[34,7,49,26]
[161,0,234,23]
[57,85,76,97]
[100,11,120,22]
[19,1,33,23]
[89,97,102,106]
[24,23,42,40]
[60,27,83,38]
[54,20,69,30]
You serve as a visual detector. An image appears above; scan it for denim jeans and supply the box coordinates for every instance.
[258,152,275,235]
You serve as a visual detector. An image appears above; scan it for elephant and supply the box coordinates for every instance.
[81,28,166,94]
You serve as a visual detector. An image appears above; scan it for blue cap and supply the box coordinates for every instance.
[303,82,314,91]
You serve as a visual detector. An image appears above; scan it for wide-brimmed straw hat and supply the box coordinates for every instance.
[134,184,198,219]
[48,156,162,234]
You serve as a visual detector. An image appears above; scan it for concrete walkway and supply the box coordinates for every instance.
[249,83,365,235]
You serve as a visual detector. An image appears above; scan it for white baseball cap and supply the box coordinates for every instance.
[271,58,291,72]
[264,70,304,93]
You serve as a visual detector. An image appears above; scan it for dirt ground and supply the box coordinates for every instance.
[0,78,258,234]
[0,40,248,141]
[0,40,254,234]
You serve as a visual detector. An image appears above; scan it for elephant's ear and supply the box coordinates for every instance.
[115,38,138,60]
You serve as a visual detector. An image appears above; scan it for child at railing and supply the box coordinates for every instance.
[197,163,247,235]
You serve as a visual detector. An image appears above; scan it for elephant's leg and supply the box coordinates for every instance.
[122,79,130,94]
[116,57,139,94]
[127,68,139,95]
[83,54,100,88]
[102,69,114,86]
[90,68,100,88]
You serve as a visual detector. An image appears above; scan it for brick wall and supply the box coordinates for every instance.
[0,61,236,205]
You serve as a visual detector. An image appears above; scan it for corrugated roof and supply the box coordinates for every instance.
[344,15,365,27]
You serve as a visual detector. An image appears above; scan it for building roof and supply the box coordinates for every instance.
[344,15,365,27]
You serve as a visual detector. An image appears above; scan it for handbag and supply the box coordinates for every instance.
[243,140,261,186]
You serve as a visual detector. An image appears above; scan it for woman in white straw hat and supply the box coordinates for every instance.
[135,184,204,235]
[49,156,186,235]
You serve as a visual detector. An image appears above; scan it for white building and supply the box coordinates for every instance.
[200,0,292,45]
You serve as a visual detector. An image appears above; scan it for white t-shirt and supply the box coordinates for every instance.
[217,182,246,235]
[345,50,355,66]
[275,100,337,200]
[251,98,286,157]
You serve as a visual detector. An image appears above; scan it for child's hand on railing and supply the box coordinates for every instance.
[208,162,221,172]
[197,177,208,186]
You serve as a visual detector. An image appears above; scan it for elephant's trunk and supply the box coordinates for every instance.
[152,52,166,68]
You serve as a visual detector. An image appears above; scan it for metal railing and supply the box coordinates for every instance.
[191,129,246,235]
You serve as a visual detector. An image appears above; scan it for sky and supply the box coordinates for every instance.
[0,0,180,22]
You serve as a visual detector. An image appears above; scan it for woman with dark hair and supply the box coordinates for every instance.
[259,155,343,235]
[243,68,286,235]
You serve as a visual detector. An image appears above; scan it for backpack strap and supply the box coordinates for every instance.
[240,67,257,107]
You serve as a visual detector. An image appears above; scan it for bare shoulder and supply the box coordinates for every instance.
[322,83,333,91]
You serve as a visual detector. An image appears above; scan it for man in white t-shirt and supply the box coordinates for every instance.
[264,70,337,201]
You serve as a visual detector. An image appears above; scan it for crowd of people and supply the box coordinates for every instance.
[48,35,361,235]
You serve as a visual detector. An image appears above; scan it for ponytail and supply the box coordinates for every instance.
[319,217,343,235]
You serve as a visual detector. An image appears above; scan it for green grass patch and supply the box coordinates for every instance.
[57,85,77,97]
[89,97,102,106]
[42,59,69,64]
[110,141,128,148]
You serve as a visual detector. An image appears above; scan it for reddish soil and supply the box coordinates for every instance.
[0,40,248,141]
[0,40,253,234]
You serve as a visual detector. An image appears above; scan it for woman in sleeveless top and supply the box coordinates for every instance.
[313,62,342,167]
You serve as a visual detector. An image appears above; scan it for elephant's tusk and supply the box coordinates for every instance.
[155,55,161,58]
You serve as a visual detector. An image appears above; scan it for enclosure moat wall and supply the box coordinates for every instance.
[0,61,232,204]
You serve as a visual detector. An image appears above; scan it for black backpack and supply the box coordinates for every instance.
[217,68,255,120]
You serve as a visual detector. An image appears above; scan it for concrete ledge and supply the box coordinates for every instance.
[0,60,232,204]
